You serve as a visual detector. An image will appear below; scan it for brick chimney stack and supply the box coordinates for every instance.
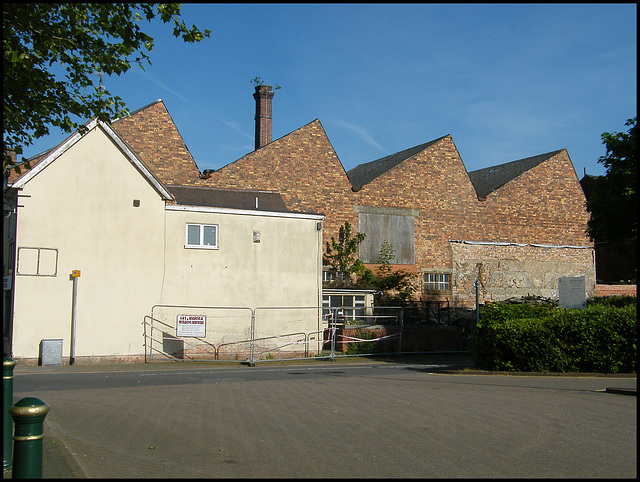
[253,84,275,150]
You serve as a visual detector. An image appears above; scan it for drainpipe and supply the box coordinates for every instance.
[70,270,81,365]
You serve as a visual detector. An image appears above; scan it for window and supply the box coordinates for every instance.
[423,272,450,291]
[322,270,351,283]
[322,293,367,320]
[323,270,336,283]
[185,224,218,249]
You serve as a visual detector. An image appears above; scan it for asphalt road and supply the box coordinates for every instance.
[11,359,638,478]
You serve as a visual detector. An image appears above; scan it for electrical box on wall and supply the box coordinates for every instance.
[40,339,63,365]
[253,231,261,243]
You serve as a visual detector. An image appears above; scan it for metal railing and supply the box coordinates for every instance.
[143,304,475,365]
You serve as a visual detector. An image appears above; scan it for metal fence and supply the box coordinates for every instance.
[143,304,475,365]
[325,305,475,358]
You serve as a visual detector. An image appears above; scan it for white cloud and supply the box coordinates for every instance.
[328,119,387,155]
[134,70,192,104]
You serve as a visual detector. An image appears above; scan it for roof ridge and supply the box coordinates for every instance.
[216,118,325,171]
[112,99,164,123]
[468,149,564,175]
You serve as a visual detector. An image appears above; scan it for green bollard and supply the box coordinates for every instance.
[9,397,50,479]
[3,357,16,470]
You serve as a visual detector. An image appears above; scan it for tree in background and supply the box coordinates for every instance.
[3,3,210,172]
[324,221,367,286]
[584,117,636,282]
[324,223,419,300]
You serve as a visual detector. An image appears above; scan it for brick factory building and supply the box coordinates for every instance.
[62,86,596,308]
[198,85,595,307]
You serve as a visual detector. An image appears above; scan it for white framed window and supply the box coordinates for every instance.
[423,272,451,291]
[322,270,337,283]
[185,224,218,249]
[322,270,350,283]
[322,293,367,320]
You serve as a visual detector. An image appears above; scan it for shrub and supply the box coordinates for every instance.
[474,300,636,373]
[346,329,378,355]
[588,295,637,308]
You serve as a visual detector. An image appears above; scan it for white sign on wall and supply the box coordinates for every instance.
[558,276,586,309]
[176,315,206,337]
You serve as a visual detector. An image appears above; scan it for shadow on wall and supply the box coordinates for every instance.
[162,332,184,359]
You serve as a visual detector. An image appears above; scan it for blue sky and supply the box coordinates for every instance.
[22,3,637,178]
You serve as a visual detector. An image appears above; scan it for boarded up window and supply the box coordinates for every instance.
[356,206,417,264]
[17,247,58,276]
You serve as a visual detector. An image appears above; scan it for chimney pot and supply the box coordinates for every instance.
[254,85,275,150]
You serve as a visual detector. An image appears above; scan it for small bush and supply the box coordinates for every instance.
[346,329,377,355]
[588,295,637,308]
[474,300,636,373]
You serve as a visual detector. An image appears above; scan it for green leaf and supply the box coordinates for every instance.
[3,3,210,172]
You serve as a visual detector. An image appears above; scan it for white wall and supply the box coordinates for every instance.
[158,207,324,355]
[10,125,325,362]
[12,125,166,360]
[162,207,323,308]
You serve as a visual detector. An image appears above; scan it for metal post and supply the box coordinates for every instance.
[248,310,256,367]
[475,280,480,327]
[398,307,404,354]
[330,308,336,361]
[9,397,50,479]
[149,313,155,363]
[70,274,79,365]
[3,357,16,469]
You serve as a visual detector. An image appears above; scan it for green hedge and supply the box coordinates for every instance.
[474,297,636,373]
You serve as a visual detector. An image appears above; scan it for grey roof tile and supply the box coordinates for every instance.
[167,185,290,212]
[467,150,563,198]
[346,137,446,190]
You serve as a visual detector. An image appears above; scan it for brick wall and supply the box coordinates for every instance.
[112,101,202,186]
[113,102,593,307]
[595,284,637,297]
[202,122,593,307]
[450,241,596,306]
[202,119,360,242]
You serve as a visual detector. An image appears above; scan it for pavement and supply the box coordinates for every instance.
[4,354,637,478]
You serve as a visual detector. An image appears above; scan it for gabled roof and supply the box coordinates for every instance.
[467,150,563,198]
[346,137,447,190]
[168,185,289,212]
[8,118,173,200]
[111,100,202,185]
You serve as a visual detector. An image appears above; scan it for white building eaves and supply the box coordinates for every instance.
[165,203,325,220]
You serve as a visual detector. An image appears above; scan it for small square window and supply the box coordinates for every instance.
[186,224,218,249]
[423,272,450,291]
